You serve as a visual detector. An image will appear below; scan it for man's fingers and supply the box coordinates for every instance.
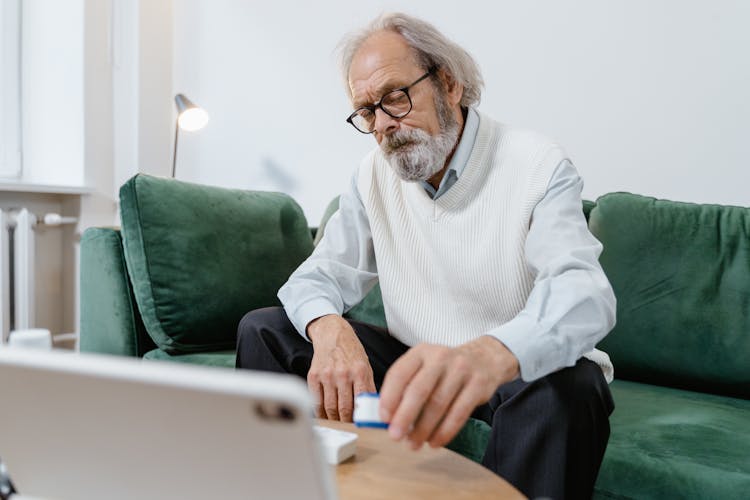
[408,369,466,447]
[387,359,443,440]
[352,366,376,397]
[322,380,339,420]
[337,383,354,422]
[307,375,324,418]
[428,380,483,448]
[379,350,423,423]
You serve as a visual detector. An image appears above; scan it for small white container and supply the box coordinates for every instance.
[8,328,52,351]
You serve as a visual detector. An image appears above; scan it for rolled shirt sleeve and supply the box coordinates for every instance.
[278,169,378,339]
[488,160,617,382]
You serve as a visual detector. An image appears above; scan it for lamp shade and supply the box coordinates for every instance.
[174,93,209,131]
[172,94,209,178]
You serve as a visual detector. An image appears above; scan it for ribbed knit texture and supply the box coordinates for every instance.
[356,113,565,347]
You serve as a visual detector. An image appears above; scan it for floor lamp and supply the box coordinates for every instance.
[172,94,209,178]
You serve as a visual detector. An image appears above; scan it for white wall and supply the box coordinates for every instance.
[111,0,174,221]
[81,0,116,231]
[21,0,85,187]
[175,1,749,224]
[137,0,173,179]
[0,0,22,179]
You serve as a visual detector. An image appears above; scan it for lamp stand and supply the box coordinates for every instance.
[171,120,179,178]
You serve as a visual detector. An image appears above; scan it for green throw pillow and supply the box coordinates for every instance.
[591,192,750,399]
[119,174,314,354]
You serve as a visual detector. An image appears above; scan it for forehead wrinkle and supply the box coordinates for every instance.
[348,32,422,109]
[350,59,406,102]
[352,77,404,109]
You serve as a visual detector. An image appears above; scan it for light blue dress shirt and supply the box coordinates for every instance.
[278,108,615,382]
[419,105,480,199]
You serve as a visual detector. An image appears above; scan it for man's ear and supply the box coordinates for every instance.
[438,68,464,107]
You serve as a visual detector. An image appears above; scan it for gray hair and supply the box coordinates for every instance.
[337,13,484,108]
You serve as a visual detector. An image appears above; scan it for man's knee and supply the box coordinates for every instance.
[237,307,286,343]
[236,306,289,369]
[546,359,614,419]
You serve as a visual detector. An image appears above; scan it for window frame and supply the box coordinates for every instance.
[0,0,22,179]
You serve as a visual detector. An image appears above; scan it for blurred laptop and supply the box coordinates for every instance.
[0,348,336,500]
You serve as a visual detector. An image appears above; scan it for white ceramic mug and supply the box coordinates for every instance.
[8,328,53,350]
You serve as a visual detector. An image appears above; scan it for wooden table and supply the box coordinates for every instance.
[319,420,525,499]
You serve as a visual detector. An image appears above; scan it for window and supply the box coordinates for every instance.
[0,0,21,179]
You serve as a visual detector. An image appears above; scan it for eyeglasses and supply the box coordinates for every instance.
[346,67,436,134]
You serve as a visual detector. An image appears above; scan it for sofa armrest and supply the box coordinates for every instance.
[79,227,154,357]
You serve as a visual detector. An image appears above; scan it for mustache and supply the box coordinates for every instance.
[381,129,425,155]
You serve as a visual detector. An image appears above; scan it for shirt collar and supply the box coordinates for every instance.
[420,107,480,198]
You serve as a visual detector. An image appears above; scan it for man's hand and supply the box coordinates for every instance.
[307,314,376,422]
[379,336,520,450]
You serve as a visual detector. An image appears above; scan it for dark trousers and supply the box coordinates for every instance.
[236,307,614,500]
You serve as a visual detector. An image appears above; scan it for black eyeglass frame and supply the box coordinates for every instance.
[345,66,437,134]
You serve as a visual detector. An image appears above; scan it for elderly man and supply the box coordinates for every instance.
[237,12,615,499]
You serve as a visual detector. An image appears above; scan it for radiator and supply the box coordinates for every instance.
[0,209,78,342]
[0,209,9,342]
[0,208,35,342]
[12,209,36,333]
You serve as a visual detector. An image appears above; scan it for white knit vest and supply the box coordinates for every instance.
[356,113,564,347]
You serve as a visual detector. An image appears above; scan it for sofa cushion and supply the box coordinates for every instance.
[445,417,491,464]
[344,285,388,329]
[583,199,596,221]
[313,196,341,246]
[143,348,235,368]
[120,174,314,354]
[590,193,750,398]
[594,380,750,499]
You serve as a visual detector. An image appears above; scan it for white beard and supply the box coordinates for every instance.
[380,91,460,182]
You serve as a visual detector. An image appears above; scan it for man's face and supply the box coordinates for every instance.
[348,31,460,182]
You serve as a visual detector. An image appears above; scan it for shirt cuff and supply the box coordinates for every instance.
[283,297,341,341]
[486,312,549,382]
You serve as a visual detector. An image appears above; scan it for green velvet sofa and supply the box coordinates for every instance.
[80,174,750,499]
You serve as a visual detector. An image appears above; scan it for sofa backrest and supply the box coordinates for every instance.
[119,174,314,355]
[590,193,750,399]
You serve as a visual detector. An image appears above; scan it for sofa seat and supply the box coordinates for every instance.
[143,349,235,368]
[595,380,750,499]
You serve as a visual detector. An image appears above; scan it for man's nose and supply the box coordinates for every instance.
[374,108,399,136]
